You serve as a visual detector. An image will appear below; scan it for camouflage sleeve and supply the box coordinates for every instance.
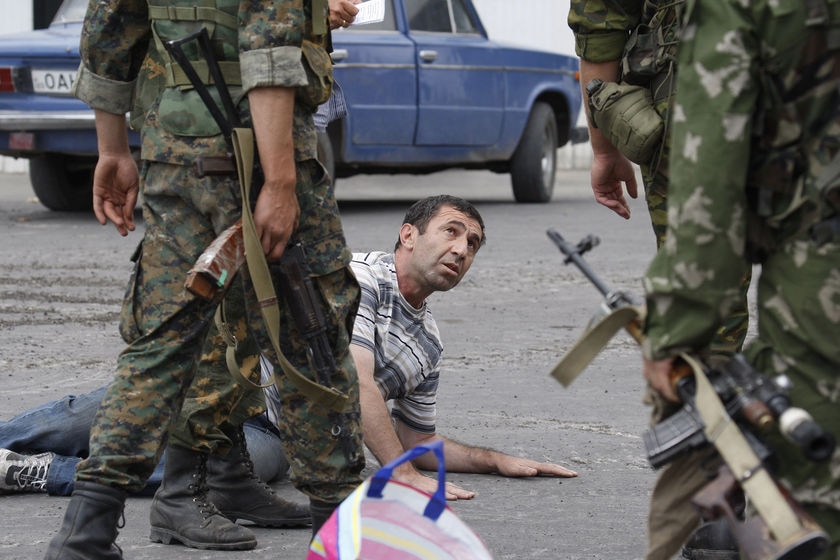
[74,0,150,114]
[239,0,326,93]
[567,0,641,62]
[642,0,757,360]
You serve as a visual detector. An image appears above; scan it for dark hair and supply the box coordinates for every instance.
[395,195,486,251]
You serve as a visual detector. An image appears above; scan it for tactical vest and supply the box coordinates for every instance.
[587,0,685,170]
[620,0,685,105]
[745,0,840,261]
[132,0,242,138]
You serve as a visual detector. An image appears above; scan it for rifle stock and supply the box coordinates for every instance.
[692,466,828,560]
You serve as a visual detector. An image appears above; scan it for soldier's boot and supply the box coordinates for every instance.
[44,480,126,559]
[149,444,256,550]
[681,519,740,560]
[310,499,340,539]
[206,425,311,528]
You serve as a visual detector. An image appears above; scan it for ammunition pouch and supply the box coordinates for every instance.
[620,24,660,86]
[158,86,244,137]
[586,79,664,166]
[297,40,334,111]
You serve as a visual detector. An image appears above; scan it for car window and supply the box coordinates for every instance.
[338,0,397,32]
[51,0,88,25]
[407,0,478,34]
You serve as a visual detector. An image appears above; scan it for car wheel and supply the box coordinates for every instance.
[29,154,96,212]
[510,102,558,203]
[317,131,336,186]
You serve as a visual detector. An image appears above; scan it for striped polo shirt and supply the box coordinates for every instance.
[350,251,442,434]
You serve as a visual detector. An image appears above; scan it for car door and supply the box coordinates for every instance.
[406,0,504,147]
[331,0,417,153]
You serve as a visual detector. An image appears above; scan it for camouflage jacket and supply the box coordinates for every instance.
[569,0,683,94]
[73,0,330,166]
[643,0,840,359]
[568,0,642,63]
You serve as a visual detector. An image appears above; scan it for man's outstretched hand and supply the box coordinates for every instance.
[494,456,578,478]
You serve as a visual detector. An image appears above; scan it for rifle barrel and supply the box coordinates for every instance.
[546,228,612,296]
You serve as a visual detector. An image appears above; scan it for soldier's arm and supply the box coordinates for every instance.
[568,2,640,218]
[247,88,299,261]
[73,0,148,234]
[643,5,756,359]
[239,0,323,261]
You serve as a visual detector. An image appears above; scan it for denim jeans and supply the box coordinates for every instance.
[0,386,288,496]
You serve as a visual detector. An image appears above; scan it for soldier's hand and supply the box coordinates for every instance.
[253,178,300,261]
[590,149,638,220]
[92,153,139,237]
[329,0,360,29]
[643,356,680,402]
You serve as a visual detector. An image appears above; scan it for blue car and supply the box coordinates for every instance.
[0,0,582,210]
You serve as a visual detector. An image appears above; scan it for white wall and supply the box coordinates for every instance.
[0,0,32,35]
[473,0,574,55]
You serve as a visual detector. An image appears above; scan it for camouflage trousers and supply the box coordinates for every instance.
[76,159,365,503]
[745,234,840,559]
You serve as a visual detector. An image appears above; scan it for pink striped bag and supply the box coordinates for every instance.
[307,441,494,560]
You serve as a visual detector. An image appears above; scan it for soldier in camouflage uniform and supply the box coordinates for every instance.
[568,3,749,558]
[44,1,365,558]
[643,0,840,558]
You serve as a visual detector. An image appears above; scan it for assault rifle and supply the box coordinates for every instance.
[547,227,836,560]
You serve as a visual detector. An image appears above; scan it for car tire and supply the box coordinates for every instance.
[510,101,558,203]
[317,131,336,186]
[29,154,95,212]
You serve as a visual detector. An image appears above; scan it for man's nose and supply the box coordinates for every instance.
[451,237,468,256]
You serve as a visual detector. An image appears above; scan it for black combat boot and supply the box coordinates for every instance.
[44,480,126,559]
[310,499,340,540]
[681,519,740,560]
[206,425,310,528]
[149,444,256,550]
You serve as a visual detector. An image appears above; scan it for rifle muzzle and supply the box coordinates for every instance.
[778,407,836,462]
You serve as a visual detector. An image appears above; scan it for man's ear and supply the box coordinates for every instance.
[398,223,416,249]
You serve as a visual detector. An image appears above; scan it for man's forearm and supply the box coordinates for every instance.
[247,86,296,187]
[94,110,131,157]
[579,59,622,156]
[412,436,496,473]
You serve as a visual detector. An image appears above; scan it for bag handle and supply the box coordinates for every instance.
[367,440,447,521]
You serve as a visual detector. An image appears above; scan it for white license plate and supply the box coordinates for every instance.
[31,69,77,94]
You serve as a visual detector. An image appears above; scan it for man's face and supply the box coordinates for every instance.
[405,205,483,294]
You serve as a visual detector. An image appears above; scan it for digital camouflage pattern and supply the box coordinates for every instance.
[74,0,327,166]
[644,0,840,556]
[73,0,364,504]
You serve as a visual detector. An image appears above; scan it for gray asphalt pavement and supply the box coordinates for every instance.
[0,167,662,559]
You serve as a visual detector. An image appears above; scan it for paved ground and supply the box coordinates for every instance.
[0,167,665,559]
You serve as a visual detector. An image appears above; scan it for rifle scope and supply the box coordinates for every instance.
[681,355,837,463]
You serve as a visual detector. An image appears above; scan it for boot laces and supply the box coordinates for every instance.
[190,454,224,519]
[236,429,275,494]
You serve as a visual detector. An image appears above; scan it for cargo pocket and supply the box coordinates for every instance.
[119,241,145,344]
